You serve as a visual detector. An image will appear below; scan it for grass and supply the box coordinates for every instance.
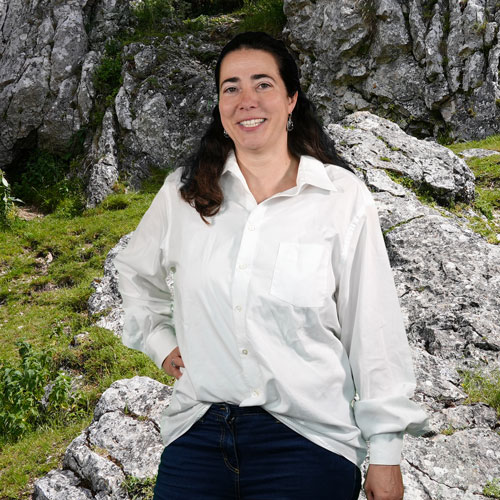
[484,478,500,498]
[446,135,500,244]
[461,369,500,417]
[0,172,174,499]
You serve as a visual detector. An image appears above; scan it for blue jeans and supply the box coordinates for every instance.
[153,403,361,500]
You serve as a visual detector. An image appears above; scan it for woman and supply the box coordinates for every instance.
[114,32,428,500]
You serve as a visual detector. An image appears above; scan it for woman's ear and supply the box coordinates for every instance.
[288,91,298,113]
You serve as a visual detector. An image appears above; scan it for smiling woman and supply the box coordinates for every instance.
[114,31,429,500]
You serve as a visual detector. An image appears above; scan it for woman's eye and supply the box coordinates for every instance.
[223,86,237,94]
[258,82,271,89]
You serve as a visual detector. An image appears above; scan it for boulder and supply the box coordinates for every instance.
[33,377,172,500]
[284,0,500,141]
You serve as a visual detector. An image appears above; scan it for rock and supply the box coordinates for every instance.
[402,429,500,499]
[284,0,500,140]
[327,112,475,204]
[33,377,173,500]
[86,108,120,208]
[88,233,131,334]
[32,469,93,500]
[458,148,500,159]
[0,0,130,170]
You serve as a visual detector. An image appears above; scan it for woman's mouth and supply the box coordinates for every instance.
[238,118,266,128]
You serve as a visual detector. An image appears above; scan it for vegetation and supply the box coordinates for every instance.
[11,151,85,217]
[447,134,500,244]
[0,169,21,227]
[124,475,157,499]
[0,171,173,499]
[461,369,500,417]
[484,478,500,499]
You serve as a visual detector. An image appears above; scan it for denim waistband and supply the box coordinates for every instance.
[208,403,268,417]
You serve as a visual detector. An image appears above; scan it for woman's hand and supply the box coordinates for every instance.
[364,464,404,500]
[161,346,185,379]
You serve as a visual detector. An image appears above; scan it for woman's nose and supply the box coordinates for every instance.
[238,88,257,109]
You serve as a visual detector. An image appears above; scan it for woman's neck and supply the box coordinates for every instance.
[235,147,299,204]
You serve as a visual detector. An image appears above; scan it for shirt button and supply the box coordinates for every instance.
[238,263,247,270]
[241,349,248,355]
[235,305,242,312]
[247,224,255,231]
[251,390,259,397]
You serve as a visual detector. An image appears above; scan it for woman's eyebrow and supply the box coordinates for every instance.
[220,74,276,86]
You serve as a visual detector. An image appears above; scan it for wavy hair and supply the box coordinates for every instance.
[180,32,348,222]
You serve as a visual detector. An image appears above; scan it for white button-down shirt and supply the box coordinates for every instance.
[114,151,428,467]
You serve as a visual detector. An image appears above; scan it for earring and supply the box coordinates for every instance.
[286,114,294,132]
[223,129,229,138]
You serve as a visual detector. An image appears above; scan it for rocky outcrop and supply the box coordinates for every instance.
[35,112,499,499]
[85,34,219,205]
[0,0,130,170]
[284,0,500,141]
[33,377,172,500]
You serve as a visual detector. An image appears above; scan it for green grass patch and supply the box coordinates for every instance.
[447,134,500,155]
[0,171,174,498]
[445,135,500,244]
[484,478,500,499]
[0,417,93,500]
[461,369,500,417]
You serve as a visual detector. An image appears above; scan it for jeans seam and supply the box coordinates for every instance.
[219,417,239,474]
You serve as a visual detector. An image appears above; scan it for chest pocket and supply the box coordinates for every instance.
[270,242,330,308]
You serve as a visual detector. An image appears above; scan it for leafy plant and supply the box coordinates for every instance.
[130,0,190,32]
[11,151,85,215]
[0,169,22,226]
[0,341,83,444]
[123,475,156,500]
[484,478,500,498]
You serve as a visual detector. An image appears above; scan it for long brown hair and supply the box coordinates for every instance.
[180,32,348,222]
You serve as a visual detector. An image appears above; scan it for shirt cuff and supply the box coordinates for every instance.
[369,433,404,465]
[145,326,178,370]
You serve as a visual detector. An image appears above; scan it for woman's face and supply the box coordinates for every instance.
[218,49,297,157]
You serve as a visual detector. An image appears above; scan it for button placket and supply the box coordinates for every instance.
[230,207,266,390]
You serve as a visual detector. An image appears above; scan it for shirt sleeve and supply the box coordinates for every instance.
[336,189,428,465]
[113,183,177,370]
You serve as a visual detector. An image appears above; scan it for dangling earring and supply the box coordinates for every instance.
[223,129,229,138]
[286,114,294,132]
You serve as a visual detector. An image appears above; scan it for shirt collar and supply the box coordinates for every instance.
[222,150,337,193]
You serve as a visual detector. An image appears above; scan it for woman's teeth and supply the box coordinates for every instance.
[239,119,265,127]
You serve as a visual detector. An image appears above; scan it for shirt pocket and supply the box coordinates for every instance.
[270,242,330,308]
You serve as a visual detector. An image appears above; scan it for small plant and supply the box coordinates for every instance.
[0,341,83,444]
[0,169,22,226]
[379,156,391,162]
[123,475,157,500]
[11,150,84,214]
[461,369,500,417]
[484,478,500,498]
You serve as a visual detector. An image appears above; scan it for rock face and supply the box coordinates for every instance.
[35,111,499,499]
[33,377,172,500]
[284,0,500,141]
[0,0,130,170]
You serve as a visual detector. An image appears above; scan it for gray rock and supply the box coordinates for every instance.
[33,377,173,499]
[86,108,119,208]
[285,0,500,140]
[327,112,475,204]
[32,469,93,500]
[459,148,500,158]
[0,0,130,169]
[88,233,131,334]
